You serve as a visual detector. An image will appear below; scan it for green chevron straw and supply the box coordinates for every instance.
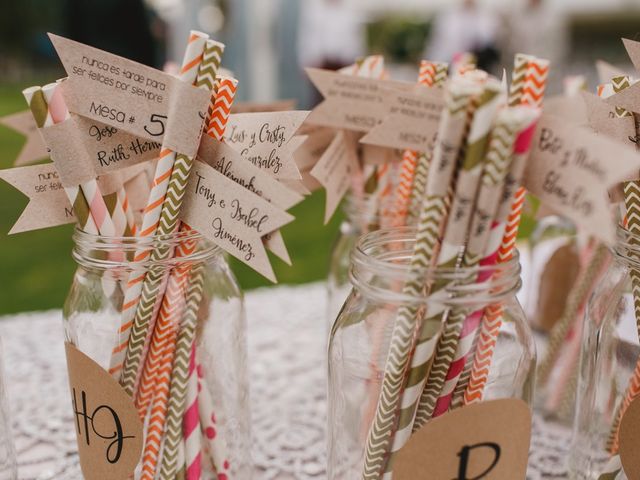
[120,39,224,394]
[361,78,480,479]
[407,64,449,224]
[508,53,532,107]
[400,83,503,435]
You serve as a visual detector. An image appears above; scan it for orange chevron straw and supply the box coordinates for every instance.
[463,57,548,404]
[390,60,443,227]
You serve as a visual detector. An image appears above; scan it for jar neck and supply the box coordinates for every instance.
[350,227,522,308]
[72,228,223,271]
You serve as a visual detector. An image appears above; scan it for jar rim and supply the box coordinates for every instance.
[350,227,522,306]
[72,227,223,270]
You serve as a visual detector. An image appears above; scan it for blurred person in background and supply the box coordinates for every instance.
[500,0,567,75]
[425,0,500,72]
[298,0,366,72]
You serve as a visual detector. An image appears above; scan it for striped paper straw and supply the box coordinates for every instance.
[361,79,479,479]
[109,30,209,386]
[406,62,449,224]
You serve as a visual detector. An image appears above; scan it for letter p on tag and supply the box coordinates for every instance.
[393,399,531,480]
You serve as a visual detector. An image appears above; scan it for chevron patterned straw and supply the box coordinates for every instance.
[612,75,633,118]
[109,30,209,387]
[406,62,449,224]
[508,54,532,107]
[391,61,448,227]
[361,79,479,479]
[409,81,504,428]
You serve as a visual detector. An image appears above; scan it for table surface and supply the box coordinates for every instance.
[0,282,570,479]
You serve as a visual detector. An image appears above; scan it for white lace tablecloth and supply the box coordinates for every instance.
[0,282,569,479]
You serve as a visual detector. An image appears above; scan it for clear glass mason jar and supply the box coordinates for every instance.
[327,227,535,479]
[63,229,250,479]
[0,337,17,480]
[327,194,390,329]
[570,227,640,480]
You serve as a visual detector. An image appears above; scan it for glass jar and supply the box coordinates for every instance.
[328,227,535,479]
[63,229,250,479]
[0,337,17,480]
[327,194,388,329]
[570,227,640,480]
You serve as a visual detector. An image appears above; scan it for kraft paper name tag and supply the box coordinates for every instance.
[393,399,531,480]
[0,110,49,166]
[197,135,302,264]
[0,163,75,233]
[524,113,640,244]
[619,396,640,479]
[65,342,143,480]
[582,91,637,148]
[181,160,294,282]
[231,99,296,113]
[224,111,309,179]
[310,130,359,223]
[360,85,444,151]
[49,33,210,158]
[305,67,413,132]
[294,127,335,172]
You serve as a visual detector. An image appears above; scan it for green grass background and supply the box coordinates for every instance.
[0,84,343,314]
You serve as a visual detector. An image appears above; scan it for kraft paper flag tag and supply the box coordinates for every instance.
[224,111,309,179]
[582,91,637,147]
[524,113,640,244]
[361,144,403,166]
[197,135,303,264]
[619,395,640,479]
[0,163,75,233]
[360,84,445,151]
[65,343,143,480]
[543,95,588,125]
[294,127,335,172]
[231,99,296,113]
[181,160,294,282]
[310,130,359,224]
[393,399,531,480]
[0,110,48,166]
[74,115,162,175]
[596,59,628,84]
[624,38,640,75]
[281,178,313,196]
[49,33,210,158]
[305,67,413,132]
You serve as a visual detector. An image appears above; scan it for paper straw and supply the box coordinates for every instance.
[409,81,504,427]
[159,265,206,479]
[361,79,478,479]
[184,344,203,479]
[406,62,449,224]
[462,111,540,405]
[391,61,447,227]
[508,54,533,107]
[110,30,209,386]
[135,43,225,480]
[536,244,609,385]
